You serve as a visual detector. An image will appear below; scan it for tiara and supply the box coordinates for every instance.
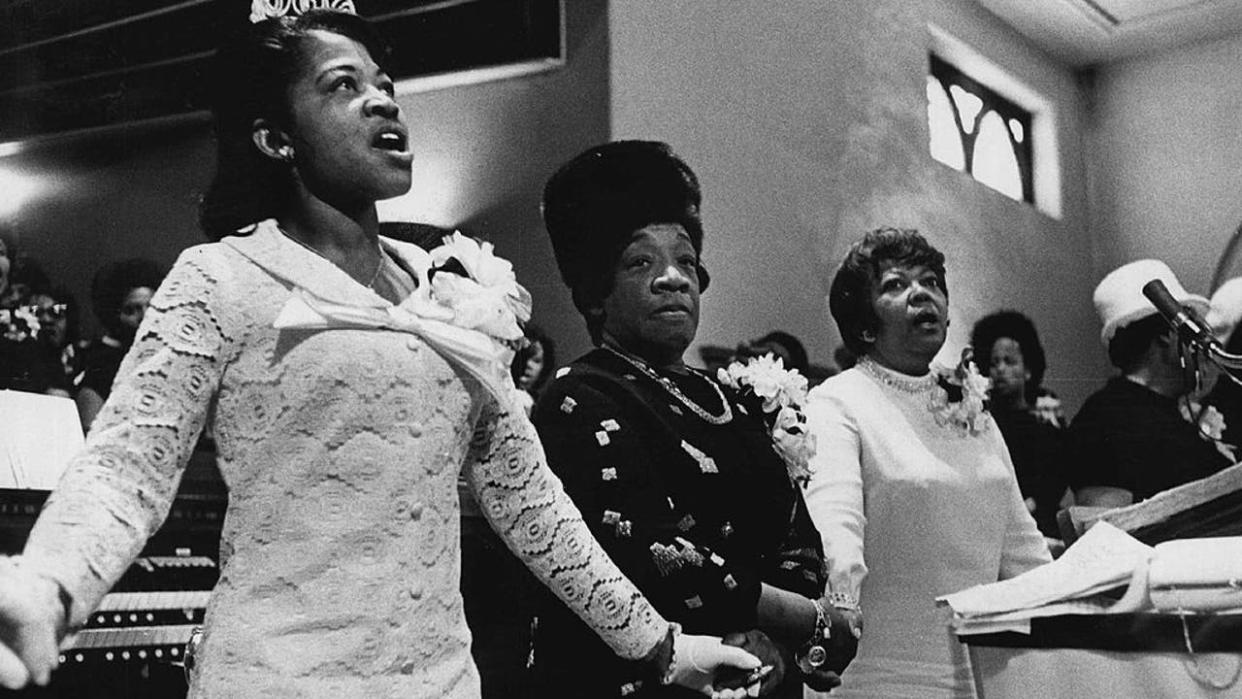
[250,0,357,23]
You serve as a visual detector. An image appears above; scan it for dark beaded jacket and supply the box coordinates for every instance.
[527,349,826,697]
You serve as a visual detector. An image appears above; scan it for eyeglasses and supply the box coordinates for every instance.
[22,303,68,319]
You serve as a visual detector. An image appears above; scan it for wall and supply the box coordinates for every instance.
[1086,33,1242,300]
[0,0,610,349]
[607,0,1104,411]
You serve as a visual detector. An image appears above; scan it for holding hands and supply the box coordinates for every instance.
[799,602,861,692]
[668,631,769,698]
[0,557,66,690]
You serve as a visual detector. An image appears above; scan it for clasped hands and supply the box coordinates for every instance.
[679,605,861,698]
[0,558,66,690]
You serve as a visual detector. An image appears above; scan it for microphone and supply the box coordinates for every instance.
[1141,279,1222,354]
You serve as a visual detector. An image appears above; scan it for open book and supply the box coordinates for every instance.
[938,522,1242,635]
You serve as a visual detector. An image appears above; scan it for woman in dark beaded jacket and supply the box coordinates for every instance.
[528,140,858,698]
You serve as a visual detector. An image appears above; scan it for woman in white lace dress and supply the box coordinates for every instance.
[0,10,762,698]
[803,228,1050,698]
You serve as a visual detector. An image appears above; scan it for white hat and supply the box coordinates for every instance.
[1208,277,1242,342]
[1093,259,1209,345]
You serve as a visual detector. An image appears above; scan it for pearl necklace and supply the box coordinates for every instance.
[280,228,385,290]
[604,345,733,425]
[856,355,937,394]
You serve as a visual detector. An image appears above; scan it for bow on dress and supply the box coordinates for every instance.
[251,223,531,404]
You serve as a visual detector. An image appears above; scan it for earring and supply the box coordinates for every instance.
[861,329,876,343]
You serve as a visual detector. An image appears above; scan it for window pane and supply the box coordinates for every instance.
[927,77,965,171]
[1008,118,1024,144]
[972,110,1022,201]
[948,84,983,135]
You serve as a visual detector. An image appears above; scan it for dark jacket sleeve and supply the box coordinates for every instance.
[763,488,827,600]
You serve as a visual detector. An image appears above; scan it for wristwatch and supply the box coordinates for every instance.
[795,598,830,674]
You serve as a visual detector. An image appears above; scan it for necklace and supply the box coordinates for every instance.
[603,345,733,425]
[856,355,936,394]
[280,228,385,289]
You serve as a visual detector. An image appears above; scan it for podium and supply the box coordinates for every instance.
[963,614,1242,697]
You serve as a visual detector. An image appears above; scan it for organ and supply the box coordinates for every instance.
[0,450,225,698]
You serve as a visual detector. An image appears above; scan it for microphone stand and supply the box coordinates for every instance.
[1204,344,1242,375]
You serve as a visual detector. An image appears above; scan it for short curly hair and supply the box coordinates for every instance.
[970,310,1047,396]
[828,227,947,356]
[90,258,166,337]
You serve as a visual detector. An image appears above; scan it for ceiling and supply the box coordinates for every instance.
[978,0,1242,67]
[0,0,561,144]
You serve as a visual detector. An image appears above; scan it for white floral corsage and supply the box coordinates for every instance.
[0,306,40,343]
[717,353,817,487]
[929,348,992,436]
[426,232,532,344]
[1179,400,1237,463]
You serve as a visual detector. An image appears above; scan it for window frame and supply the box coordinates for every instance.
[929,53,1035,204]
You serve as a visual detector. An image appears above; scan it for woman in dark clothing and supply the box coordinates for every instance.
[530,140,856,697]
[75,258,165,430]
[970,310,1071,540]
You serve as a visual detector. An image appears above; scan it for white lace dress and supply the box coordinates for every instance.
[802,358,1050,699]
[21,221,667,698]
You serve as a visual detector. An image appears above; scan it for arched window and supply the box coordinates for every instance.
[927,53,1033,204]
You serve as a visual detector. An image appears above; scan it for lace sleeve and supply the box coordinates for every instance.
[462,390,668,661]
[21,249,236,627]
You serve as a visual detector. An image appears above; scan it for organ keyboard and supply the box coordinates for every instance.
[0,450,225,698]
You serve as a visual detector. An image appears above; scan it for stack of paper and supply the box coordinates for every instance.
[1060,461,1242,544]
[937,522,1155,635]
[0,389,85,489]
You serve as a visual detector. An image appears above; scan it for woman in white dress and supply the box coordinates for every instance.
[804,228,1050,698]
[0,8,762,697]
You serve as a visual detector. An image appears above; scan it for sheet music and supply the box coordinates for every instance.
[938,522,1153,618]
[0,390,85,489]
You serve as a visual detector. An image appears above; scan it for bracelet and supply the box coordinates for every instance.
[795,598,830,674]
[826,590,860,612]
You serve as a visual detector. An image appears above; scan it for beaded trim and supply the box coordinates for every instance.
[603,346,733,425]
[855,355,936,394]
[826,590,860,612]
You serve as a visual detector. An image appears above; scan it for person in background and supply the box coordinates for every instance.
[735,331,837,387]
[735,331,810,374]
[1068,260,1234,508]
[804,227,1049,698]
[970,311,1071,546]
[0,239,50,311]
[530,140,857,697]
[0,235,67,395]
[0,228,12,309]
[74,258,166,430]
[509,322,556,416]
[31,287,82,391]
[0,10,760,697]
[1206,277,1242,451]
